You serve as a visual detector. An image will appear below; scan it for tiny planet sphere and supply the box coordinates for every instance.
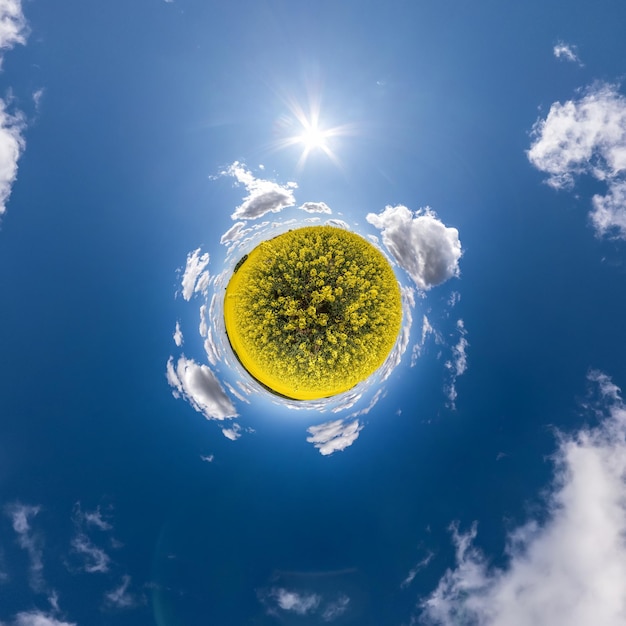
[224,226,402,400]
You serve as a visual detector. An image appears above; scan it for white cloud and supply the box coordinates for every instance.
[82,509,111,532]
[5,503,45,591]
[220,221,245,244]
[180,248,210,301]
[221,422,241,440]
[366,205,462,290]
[299,201,332,214]
[0,0,27,58]
[219,161,297,220]
[0,99,25,216]
[401,552,434,589]
[105,574,139,609]
[272,588,321,614]
[70,534,110,573]
[200,454,214,462]
[9,612,76,626]
[528,83,626,239]
[445,320,468,407]
[173,321,183,347]
[411,314,436,366]
[166,355,237,421]
[307,419,363,455]
[553,42,581,64]
[322,594,350,621]
[591,179,626,238]
[69,503,112,573]
[420,371,626,626]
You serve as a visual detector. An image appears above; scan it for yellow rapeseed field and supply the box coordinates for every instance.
[224,226,402,400]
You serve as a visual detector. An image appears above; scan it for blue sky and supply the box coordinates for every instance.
[2,0,626,625]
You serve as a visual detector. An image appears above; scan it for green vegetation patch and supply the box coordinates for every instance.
[224,226,402,400]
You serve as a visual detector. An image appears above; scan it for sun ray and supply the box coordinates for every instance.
[268,90,359,171]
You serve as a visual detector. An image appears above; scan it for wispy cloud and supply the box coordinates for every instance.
[272,588,321,614]
[70,503,113,574]
[411,314,437,366]
[200,454,214,462]
[299,201,332,214]
[5,503,45,591]
[259,587,351,622]
[9,612,76,626]
[321,594,350,621]
[218,161,297,220]
[180,248,210,301]
[105,574,141,609]
[307,419,363,455]
[0,99,25,216]
[528,83,626,239]
[76,504,112,531]
[553,41,582,65]
[420,371,626,626]
[166,355,237,420]
[221,422,242,440]
[0,0,27,59]
[444,319,469,407]
[401,551,434,589]
[366,205,462,290]
[70,534,110,573]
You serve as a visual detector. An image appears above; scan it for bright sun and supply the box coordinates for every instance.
[298,124,329,151]
[270,91,358,171]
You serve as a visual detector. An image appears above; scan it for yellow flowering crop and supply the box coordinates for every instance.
[224,226,402,400]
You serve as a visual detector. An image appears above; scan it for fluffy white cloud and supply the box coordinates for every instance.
[221,422,241,440]
[307,419,363,455]
[299,201,332,214]
[180,248,210,301]
[9,612,75,626]
[220,161,297,220]
[166,355,237,420]
[273,588,321,614]
[0,0,27,58]
[5,503,45,591]
[528,83,626,238]
[173,321,183,347]
[420,371,626,626]
[0,99,25,216]
[553,42,581,64]
[366,205,462,290]
[591,179,626,237]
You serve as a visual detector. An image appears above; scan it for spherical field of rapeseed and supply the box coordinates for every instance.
[224,226,402,400]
